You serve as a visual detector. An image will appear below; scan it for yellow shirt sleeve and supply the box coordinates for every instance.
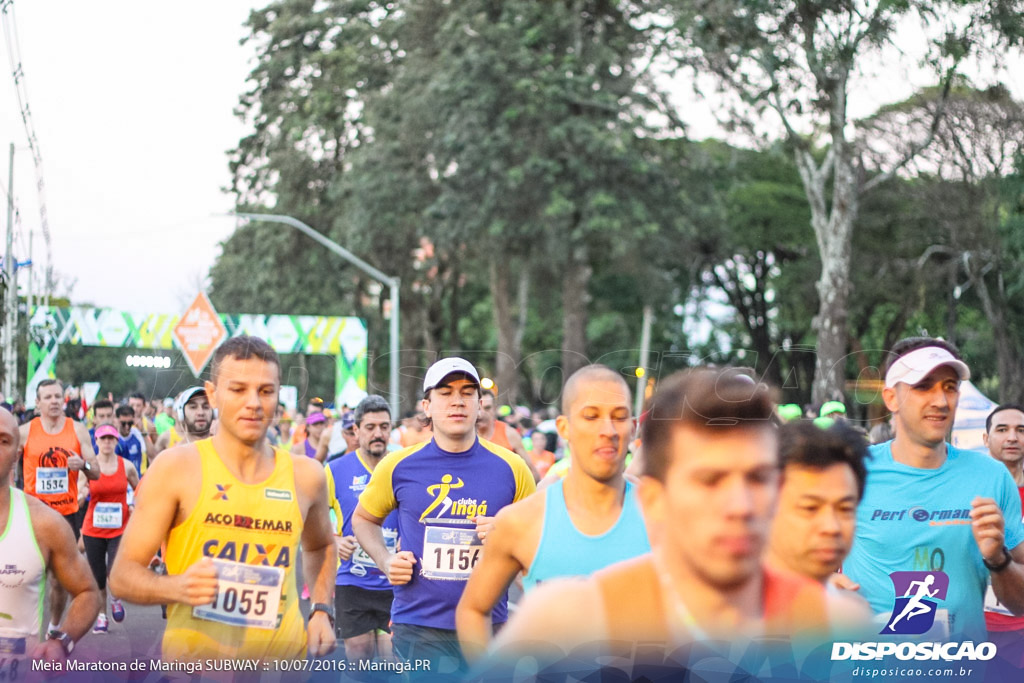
[358,451,401,520]
[512,453,537,502]
[323,463,343,535]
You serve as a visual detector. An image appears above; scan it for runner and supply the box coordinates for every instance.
[88,399,116,451]
[842,338,1024,640]
[766,420,867,584]
[477,390,532,465]
[456,365,650,660]
[78,424,140,634]
[398,410,432,448]
[0,407,100,676]
[153,387,213,457]
[127,392,158,444]
[325,394,398,662]
[352,357,536,673]
[114,404,151,474]
[765,420,872,629]
[17,378,99,634]
[981,403,1024,666]
[109,335,337,661]
[293,412,328,460]
[494,369,828,656]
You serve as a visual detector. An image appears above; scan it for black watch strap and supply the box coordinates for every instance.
[310,602,336,627]
[983,545,1013,573]
[46,629,74,656]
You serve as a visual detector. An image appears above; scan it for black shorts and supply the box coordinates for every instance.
[334,584,393,640]
[62,511,81,541]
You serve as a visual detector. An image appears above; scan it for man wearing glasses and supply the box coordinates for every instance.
[114,404,152,474]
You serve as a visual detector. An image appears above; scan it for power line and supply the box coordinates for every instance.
[2,0,52,292]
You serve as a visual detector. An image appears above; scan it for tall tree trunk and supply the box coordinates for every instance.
[490,260,529,405]
[797,148,858,405]
[561,241,591,382]
[969,261,1024,403]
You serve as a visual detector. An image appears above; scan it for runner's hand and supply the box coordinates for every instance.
[178,556,219,605]
[828,572,860,592]
[385,551,416,585]
[307,611,337,657]
[474,515,496,544]
[971,496,1006,563]
[66,455,85,471]
[336,535,358,562]
[31,638,68,670]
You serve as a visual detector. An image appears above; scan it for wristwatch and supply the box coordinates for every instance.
[310,603,336,628]
[983,545,1013,573]
[83,461,92,473]
[46,629,74,656]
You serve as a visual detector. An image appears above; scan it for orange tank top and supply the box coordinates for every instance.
[598,554,829,642]
[23,417,83,515]
[484,423,513,450]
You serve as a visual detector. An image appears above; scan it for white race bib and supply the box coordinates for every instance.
[93,502,123,529]
[35,467,68,495]
[421,525,482,580]
[192,560,283,630]
[352,528,397,568]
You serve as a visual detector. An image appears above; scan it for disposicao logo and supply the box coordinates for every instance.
[883,571,948,635]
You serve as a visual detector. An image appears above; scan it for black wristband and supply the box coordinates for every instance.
[983,545,1013,573]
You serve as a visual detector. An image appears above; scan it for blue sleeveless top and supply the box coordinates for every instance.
[522,478,650,592]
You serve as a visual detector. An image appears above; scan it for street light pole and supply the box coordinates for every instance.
[233,213,402,418]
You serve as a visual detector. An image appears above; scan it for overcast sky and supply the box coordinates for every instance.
[2,2,1021,316]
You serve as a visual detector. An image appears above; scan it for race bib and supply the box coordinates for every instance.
[421,525,482,580]
[35,467,68,495]
[0,636,26,682]
[352,529,397,568]
[93,502,123,529]
[984,584,1014,617]
[192,560,283,630]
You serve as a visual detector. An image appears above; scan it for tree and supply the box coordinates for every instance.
[663,0,1024,403]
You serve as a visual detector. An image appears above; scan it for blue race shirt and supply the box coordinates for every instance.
[522,478,650,591]
[359,438,535,630]
[327,450,399,591]
[116,431,146,473]
[843,441,1024,639]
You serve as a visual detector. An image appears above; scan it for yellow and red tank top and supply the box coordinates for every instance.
[23,417,82,516]
[162,439,305,661]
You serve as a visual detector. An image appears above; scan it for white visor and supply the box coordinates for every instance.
[884,347,970,388]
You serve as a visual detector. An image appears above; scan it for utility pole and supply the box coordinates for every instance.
[4,143,15,400]
[26,230,32,314]
[634,305,653,417]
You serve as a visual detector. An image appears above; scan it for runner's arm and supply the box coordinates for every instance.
[109,451,216,606]
[351,504,390,570]
[73,422,100,481]
[456,508,528,662]
[125,461,140,489]
[490,577,603,656]
[295,457,338,656]
[315,429,330,463]
[76,473,89,508]
[153,431,169,457]
[33,502,101,642]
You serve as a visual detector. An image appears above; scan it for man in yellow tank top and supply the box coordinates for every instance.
[110,336,337,662]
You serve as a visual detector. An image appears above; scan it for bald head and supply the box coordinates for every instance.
[561,365,632,415]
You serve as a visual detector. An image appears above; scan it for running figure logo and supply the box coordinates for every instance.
[883,571,949,634]
[419,474,465,522]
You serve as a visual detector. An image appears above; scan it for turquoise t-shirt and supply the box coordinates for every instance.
[843,441,1024,639]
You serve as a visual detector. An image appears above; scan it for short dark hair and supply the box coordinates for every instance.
[210,335,280,383]
[93,399,114,413]
[115,405,135,419]
[986,403,1024,434]
[36,379,62,397]
[129,392,146,402]
[354,395,391,424]
[778,420,869,501]
[884,337,963,378]
[481,389,496,401]
[641,368,777,482]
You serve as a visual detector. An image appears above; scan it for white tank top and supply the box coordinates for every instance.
[0,488,46,654]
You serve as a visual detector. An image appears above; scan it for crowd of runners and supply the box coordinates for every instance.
[1,334,1023,679]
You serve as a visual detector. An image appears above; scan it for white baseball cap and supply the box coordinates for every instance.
[884,346,970,388]
[422,357,481,394]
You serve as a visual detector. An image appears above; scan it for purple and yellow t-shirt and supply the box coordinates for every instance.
[328,450,399,591]
[358,438,535,630]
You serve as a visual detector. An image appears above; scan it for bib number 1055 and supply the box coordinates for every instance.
[193,560,283,630]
